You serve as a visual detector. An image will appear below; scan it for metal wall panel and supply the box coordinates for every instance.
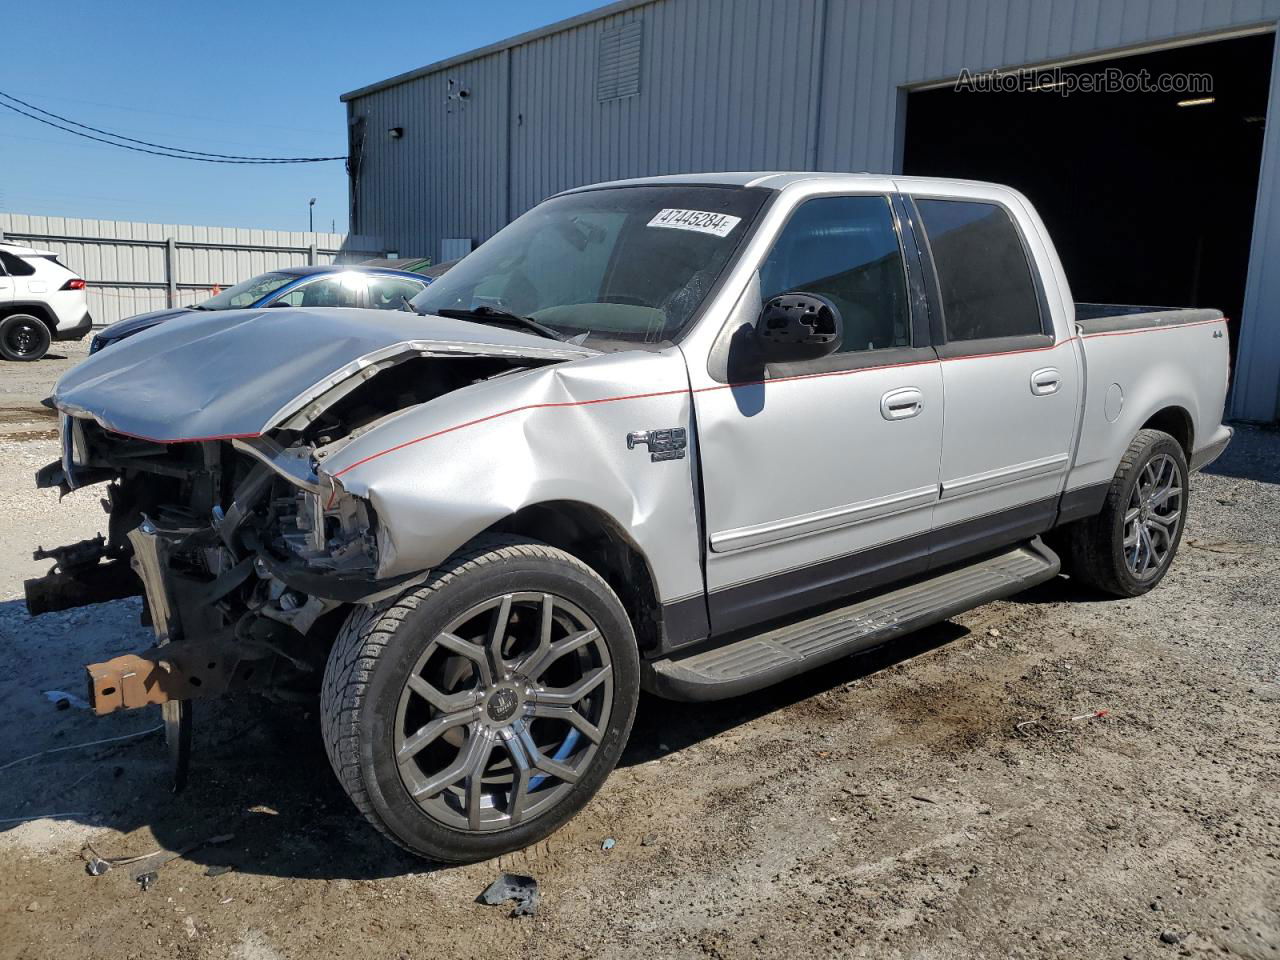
[345,0,1280,418]
[1234,28,1280,421]
[0,213,385,325]
[351,52,508,267]
[507,0,824,216]
[347,0,824,256]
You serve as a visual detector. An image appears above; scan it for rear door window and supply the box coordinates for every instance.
[915,199,1042,342]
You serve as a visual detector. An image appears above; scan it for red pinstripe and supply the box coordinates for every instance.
[331,387,691,477]
[110,316,1227,476]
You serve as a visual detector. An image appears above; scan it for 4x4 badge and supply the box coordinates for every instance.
[627,427,687,462]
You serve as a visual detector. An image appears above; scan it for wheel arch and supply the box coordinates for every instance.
[1140,405,1194,459]
[0,302,58,333]
[485,500,666,656]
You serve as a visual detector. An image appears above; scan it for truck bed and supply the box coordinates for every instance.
[1074,302,1223,334]
[1068,301,1231,495]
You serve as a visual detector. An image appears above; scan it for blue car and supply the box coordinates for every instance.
[88,265,432,354]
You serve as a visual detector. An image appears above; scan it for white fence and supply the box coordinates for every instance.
[0,214,387,326]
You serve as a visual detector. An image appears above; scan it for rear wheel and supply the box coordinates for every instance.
[1066,428,1188,597]
[0,313,51,361]
[320,535,639,863]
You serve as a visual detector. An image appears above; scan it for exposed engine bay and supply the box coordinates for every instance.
[26,354,546,781]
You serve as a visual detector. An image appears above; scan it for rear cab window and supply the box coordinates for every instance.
[913,198,1045,351]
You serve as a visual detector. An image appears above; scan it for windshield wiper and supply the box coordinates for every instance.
[434,306,567,342]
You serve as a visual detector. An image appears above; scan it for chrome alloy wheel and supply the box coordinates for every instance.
[1123,452,1183,580]
[393,592,613,832]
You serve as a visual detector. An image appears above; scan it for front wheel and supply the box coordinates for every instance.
[320,535,639,863]
[1065,428,1189,597]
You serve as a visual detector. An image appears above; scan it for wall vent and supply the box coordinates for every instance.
[597,21,643,102]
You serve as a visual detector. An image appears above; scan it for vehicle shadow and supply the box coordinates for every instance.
[1003,573,1112,606]
[621,621,967,766]
[1200,423,1280,485]
[0,590,428,882]
[0,601,972,883]
[0,690,428,881]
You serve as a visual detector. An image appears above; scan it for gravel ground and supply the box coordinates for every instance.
[0,339,83,449]
[0,349,1277,960]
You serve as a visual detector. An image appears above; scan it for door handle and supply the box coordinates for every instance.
[1031,367,1061,397]
[881,387,924,421]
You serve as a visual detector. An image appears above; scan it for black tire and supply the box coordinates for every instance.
[1065,428,1189,597]
[320,534,639,863]
[0,313,51,362]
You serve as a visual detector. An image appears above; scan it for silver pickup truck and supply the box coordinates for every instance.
[31,172,1232,863]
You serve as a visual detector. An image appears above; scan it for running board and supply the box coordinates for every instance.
[644,538,1060,702]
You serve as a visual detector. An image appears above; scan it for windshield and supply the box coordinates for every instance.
[410,186,770,345]
[199,272,295,310]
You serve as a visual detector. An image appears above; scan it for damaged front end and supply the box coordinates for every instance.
[34,418,391,726]
[28,334,587,790]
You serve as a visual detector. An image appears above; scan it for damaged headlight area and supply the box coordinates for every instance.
[276,482,378,574]
[227,435,379,578]
[27,419,398,728]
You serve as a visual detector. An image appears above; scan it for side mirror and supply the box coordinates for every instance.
[266,298,293,307]
[755,293,842,363]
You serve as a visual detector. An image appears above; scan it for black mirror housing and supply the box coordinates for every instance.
[755,293,843,363]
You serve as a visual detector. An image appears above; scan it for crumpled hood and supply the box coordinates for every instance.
[54,307,594,442]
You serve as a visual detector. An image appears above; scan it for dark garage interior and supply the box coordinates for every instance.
[903,32,1273,363]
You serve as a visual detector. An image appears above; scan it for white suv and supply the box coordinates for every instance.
[0,243,91,361]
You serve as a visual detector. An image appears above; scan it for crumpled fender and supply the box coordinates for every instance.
[322,346,704,605]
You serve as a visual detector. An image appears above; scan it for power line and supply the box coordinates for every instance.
[0,90,345,164]
[0,85,334,136]
[1,89,342,160]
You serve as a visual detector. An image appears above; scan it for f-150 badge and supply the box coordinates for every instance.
[627,427,687,462]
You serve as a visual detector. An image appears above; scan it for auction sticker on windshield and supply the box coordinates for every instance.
[647,208,742,238]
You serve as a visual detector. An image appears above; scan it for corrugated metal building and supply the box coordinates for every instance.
[341,0,1280,421]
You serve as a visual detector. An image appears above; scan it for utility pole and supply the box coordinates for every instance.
[309,197,316,233]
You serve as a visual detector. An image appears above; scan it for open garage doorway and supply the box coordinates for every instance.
[902,31,1273,366]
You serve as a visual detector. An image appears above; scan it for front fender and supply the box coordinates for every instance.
[323,347,704,605]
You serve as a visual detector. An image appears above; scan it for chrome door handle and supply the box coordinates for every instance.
[1031,367,1061,396]
[881,387,924,421]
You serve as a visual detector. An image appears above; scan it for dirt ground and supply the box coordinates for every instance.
[1,344,1277,960]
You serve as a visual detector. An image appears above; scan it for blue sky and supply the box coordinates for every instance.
[0,0,602,234]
